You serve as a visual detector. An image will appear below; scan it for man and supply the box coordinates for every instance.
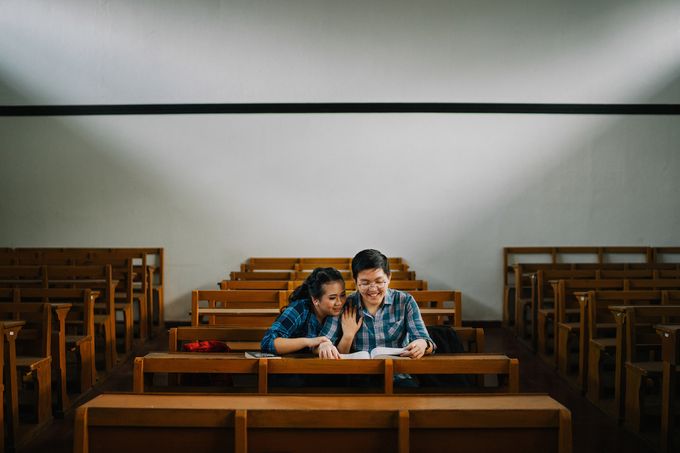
[317,249,435,359]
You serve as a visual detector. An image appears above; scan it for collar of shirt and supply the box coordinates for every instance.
[358,288,394,319]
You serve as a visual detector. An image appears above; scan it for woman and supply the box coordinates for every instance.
[260,267,348,355]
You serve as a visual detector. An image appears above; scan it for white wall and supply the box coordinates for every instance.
[1,1,680,320]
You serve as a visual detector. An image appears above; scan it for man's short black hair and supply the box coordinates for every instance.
[351,249,391,280]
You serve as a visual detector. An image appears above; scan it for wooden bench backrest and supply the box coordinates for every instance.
[0,265,45,286]
[168,326,268,352]
[407,290,462,327]
[286,280,428,291]
[624,305,680,362]
[192,290,287,327]
[0,299,51,358]
[220,280,291,290]
[554,279,627,323]
[586,290,665,340]
[75,393,571,453]
[18,287,96,337]
[230,271,295,281]
[242,257,405,272]
[505,246,654,286]
[133,353,520,395]
[626,279,680,291]
[293,270,416,281]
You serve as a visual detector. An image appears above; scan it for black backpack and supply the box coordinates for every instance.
[417,325,473,388]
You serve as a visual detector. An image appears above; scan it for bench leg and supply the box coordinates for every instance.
[624,366,643,433]
[557,326,570,376]
[79,338,95,393]
[537,312,548,355]
[36,363,53,425]
[586,345,602,405]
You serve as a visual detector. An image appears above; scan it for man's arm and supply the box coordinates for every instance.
[402,295,436,358]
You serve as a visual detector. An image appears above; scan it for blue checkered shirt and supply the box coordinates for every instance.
[319,289,432,351]
[260,298,322,354]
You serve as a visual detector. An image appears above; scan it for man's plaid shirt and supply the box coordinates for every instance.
[319,289,432,351]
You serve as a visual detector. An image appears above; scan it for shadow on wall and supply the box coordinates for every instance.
[2,67,680,321]
[417,70,680,319]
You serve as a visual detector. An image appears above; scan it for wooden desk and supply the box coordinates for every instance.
[74,393,571,453]
[656,324,680,453]
[1,320,25,451]
[133,353,519,395]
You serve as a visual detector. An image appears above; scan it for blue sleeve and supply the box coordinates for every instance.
[404,293,433,343]
[319,314,342,344]
[260,302,306,354]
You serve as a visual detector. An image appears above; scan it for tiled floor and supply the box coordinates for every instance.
[21,326,660,452]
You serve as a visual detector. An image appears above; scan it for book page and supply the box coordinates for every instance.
[370,347,406,358]
[339,351,370,359]
[245,352,281,359]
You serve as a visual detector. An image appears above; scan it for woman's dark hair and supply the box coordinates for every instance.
[289,267,345,303]
[351,249,391,280]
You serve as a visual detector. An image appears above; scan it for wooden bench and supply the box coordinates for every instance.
[241,256,406,272]
[75,393,571,453]
[621,304,680,435]
[0,320,24,451]
[169,325,484,355]
[604,305,680,427]
[288,279,429,291]
[219,280,291,290]
[654,323,680,453]
[168,326,269,353]
[294,270,416,281]
[408,290,462,327]
[132,353,518,395]
[0,300,53,435]
[554,280,633,384]
[17,288,97,408]
[532,269,667,355]
[41,265,117,372]
[503,246,662,327]
[191,290,287,327]
[579,290,666,398]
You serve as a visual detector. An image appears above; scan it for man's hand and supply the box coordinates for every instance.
[401,339,428,359]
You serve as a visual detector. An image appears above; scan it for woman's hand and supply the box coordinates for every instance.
[317,340,340,359]
[401,339,428,359]
[341,306,363,338]
[306,336,331,349]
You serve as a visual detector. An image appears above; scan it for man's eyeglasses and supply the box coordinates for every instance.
[357,281,388,290]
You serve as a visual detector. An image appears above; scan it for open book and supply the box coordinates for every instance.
[340,347,407,359]
[244,351,281,359]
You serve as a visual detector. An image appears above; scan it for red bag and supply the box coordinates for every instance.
[181,340,230,352]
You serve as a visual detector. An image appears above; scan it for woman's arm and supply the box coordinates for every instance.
[273,336,329,355]
[260,302,310,354]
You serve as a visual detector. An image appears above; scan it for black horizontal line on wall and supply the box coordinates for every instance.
[1,102,680,116]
